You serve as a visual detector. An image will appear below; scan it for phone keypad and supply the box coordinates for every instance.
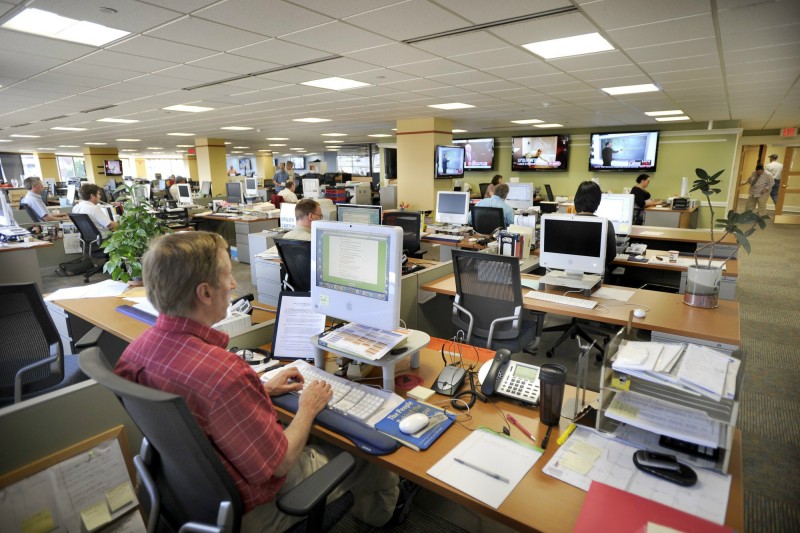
[498,371,540,405]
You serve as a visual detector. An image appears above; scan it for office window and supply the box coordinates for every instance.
[145,158,186,178]
[21,154,42,179]
[57,156,86,180]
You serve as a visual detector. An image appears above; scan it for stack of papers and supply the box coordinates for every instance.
[317,323,410,361]
[255,245,280,260]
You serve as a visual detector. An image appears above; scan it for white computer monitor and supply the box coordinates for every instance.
[177,183,193,206]
[596,193,635,235]
[0,191,17,226]
[506,182,534,209]
[539,214,608,278]
[311,221,403,331]
[336,204,382,225]
[435,191,470,225]
[245,177,258,197]
[302,178,320,198]
[133,184,150,204]
[66,184,76,205]
[200,181,212,197]
[279,202,296,229]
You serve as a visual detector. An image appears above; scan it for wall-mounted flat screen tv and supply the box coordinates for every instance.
[511,135,569,171]
[588,130,660,172]
[291,157,305,170]
[435,145,465,179]
[452,138,495,170]
[104,159,123,176]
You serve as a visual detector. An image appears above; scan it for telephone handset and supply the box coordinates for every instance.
[480,349,541,406]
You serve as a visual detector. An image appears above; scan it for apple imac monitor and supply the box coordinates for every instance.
[302,178,320,199]
[176,183,193,206]
[596,193,635,236]
[539,214,608,279]
[311,221,403,331]
[435,191,470,225]
[225,181,243,204]
[200,181,212,197]
[506,182,534,209]
[279,202,296,229]
[245,177,258,197]
[336,204,382,225]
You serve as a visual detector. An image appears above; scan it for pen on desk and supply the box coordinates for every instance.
[506,414,536,442]
[454,457,510,483]
[556,423,576,446]
[541,425,554,450]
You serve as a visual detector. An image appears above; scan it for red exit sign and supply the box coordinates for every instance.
[780,128,796,137]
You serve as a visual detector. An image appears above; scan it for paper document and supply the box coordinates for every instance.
[45,280,129,301]
[318,323,410,361]
[676,345,732,398]
[273,295,326,359]
[428,428,542,509]
[592,287,635,302]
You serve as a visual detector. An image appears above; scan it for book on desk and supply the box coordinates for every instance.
[374,398,454,451]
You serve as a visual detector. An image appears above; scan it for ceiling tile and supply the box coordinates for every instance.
[230,38,330,64]
[608,14,715,48]
[626,37,719,63]
[145,17,265,51]
[344,43,439,67]
[194,0,332,37]
[110,35,217,62]
[580,0,709,31]
[345,0,471,41]
[0,50,68,79]
[391,58,472,78]
[718,0,800,34]
[491,12,597,46]
[433,0,571,25]
[412,31,509,57]
[187,53,279,75]
[281,21,393,54]
[78,50,178,73]
[0,29,94,60]
[287,0,406,19]
[31,0,183,34]
[721,23,800,52]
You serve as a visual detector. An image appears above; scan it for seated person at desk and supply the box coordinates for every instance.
[114,232,408,531]
[574,181,616,280]
[283,199,319,241]
[278,180,299,204]
[72,183,118,236]
[471,183,514,228]
[169,176,187,202]
[631,173,660,224]
[20,177,69,222]
[484,174,502,198]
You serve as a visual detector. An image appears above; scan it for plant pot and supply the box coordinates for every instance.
[683,265,721,308]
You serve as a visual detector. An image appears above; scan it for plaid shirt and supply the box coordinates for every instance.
[115,315,288,511]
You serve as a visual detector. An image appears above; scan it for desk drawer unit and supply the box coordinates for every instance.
[254,257,282,307]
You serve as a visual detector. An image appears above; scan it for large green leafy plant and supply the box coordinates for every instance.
[103,184,168,282]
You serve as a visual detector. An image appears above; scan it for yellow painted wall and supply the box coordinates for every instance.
[35,152,59,181]
[194,137,228,197]
[184,154,198,180]
[396,117,452,212]
[256,153,274,182]
[83,147,120,186]
[135,158,146,178]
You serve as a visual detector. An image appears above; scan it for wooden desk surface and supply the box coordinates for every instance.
[279,348,743,533]
[645,205,698,214]
[421,234,485,250]
[613,249,739,278]
[629,226,737,245]
[193,212,272,223]
[0,240,53,254]
[420,274,740,346]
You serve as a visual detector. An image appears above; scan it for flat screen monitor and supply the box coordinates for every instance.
[0,190,17,226]
[302,178,320,198]
[435,191,470,225]
[383,211,421,254]
[104,159,123,176]
[133,184,150,204]
[435,145,465,179]
[177,183,193,206]
[245,177,258,196]
[506,182,534,209]
[452,138,495,170]
[311,221,403,331]
[225,181,243,204]
[539,214,608,278]
[66,184,76,204]
[279,202,296,229]
[511,135,569,171]
[383,147,397,179]
[596,193,635,236]
[544,184,555,202]
[200,181,212,197]
[336,204,382,225]
[589,131,660,171]
[292,157,305,170]
[42,178,56,195]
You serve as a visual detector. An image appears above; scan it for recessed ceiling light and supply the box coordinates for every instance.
[167,133,195,136]
[97,118,139,123]
[175,150,186,153]
[147,147,163,150]
[0,140,12,143]
[510,119,544,125]
[534,123,563,128]
[10,134,40,138]
[220,126,253,131]
[301,77,370,91]
[305,153,317,156]
[231,151,243,154]
[2,8,129,47]
[522,32,614,60]
[84,142,106,145]
[323,140,344,144]
[233,146,250,149]
[224,142,232,145]
[258,149,271,152]
[601,83,659,95]
[59,145,79,148]
[266,137,289,140]
[368,134,392,138]
[163,104,214,113]
[269,144,286,147]
[293,118,331,123]
[51,126,86,131]
[176,144,193,147]
[321,133,347,137]
[655,116,691,122]
[120,149,137,152]
[428,103,474,110]
[290,148,305,151]
[645,110,684,117]
[36,148,55,151]
[452,129,468,133]
[116,138,140,142]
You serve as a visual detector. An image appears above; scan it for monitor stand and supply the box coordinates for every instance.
[539,270,602,295]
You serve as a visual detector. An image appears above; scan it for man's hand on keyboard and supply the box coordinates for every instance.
[262,367,305,396]
[299,380,333,415]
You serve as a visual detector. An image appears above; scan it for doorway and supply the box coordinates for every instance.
[734,145,762,212]
[774,146,800,225]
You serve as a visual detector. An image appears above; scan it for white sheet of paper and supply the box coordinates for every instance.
[273,295,326,359]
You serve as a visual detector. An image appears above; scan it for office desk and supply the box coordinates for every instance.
[420,274,740,348]
[644,206,698,228]
[0,240,52,290]
[628,226,737,254]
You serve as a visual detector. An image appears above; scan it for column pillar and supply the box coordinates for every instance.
[135,158,147,178]
[35,152,59,181]
[82,147,120,187]
[255,153,274,182]
[184,154,198,180]
[396,118,452,211]
[194,137,228,196]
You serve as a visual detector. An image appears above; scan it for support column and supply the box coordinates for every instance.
[83,147,120,187]
[255,153,274,182]
[194,137,228,196]
[396,118,452,211]
[35,152,59,181]
[184,154,198,180]
[135,158,147,178]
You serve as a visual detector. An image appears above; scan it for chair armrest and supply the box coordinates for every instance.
[74,326,104,350]
[14,353,59,403]
[277,452,356,517]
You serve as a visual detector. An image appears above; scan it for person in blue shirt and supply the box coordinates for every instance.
[471,183,514,228]
[272,162,288,192]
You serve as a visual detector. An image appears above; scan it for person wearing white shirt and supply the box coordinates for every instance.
[278,180,298,204]
[286,160,296,182]
[283,199,320,241]
[72,183,118,237]
[20,177,70,222]
[765,154,783,205]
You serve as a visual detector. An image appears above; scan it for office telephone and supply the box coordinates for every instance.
[480,349,541,406]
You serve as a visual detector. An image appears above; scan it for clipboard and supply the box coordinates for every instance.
[271,291,326,360]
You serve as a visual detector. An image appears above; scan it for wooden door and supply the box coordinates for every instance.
[774,146,800,224]
[735,145,762,211]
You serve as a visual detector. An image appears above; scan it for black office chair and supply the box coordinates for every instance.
[274,238,312,292]
[68,213,108,283]
[78,347,356,533]
[20,201,45,223]
[383,211,425,259]
[478,183,490,199]
[0,283,86,406]
[471,206,506,235]
[451,249,544,353]
[542,316,611,360]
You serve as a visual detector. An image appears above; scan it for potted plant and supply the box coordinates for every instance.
[103,184,168,283]
[685,168,767,308]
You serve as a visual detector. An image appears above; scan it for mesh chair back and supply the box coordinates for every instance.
[20,202,45,223]
[68,213,104,256]
[479,183,490,198]
[382,211,421,255]
[472,206,506,234]
[275,238,312,292]
[0,283,63,400]
[79,348,243,532]
[451,250,524,341]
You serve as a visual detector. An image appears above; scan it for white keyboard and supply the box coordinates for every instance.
[426,233,464,242]
[526,291,598,309]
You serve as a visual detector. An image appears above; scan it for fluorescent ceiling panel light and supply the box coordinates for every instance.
[51,126,86,131]
[290,148,305,151]
[510,119,544,124]
[231,151,243,154]
[601,83,659,95]
[116,138,140,142]
[266,137,289,140]
[323,140,344,144]
[37,148,55,151]
[258,149,271,152]
[176,144,193,147]
[0,140,12,143]
[321,133,347,137]
[233,146,250,149]
[224,142,232,145]
[368,134,392,138]
[10,134,40,138]
[301,77,370,90]
[534,123,563,128]
[221,126,253,131]
[163,104,214,113]
[655,116,690,122]
[147,147,163,150]
[2,8,129,47]
[452,129,468,133]
[522,32,613,60]
[84,142,106,145]
[645,110,683,117]
[428,103,474,110]
[59,145,78,147]
[97,118,139,123]
[167,133,194,136]
[120,149,137,152]
[175,150,186,153]
[293,118,330,123]
[269,144,286,147]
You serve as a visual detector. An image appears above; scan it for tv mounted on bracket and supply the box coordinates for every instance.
[588,130,660,172]
[104,159,123,176]
[435,145,465,179]
[452,138,495,170]
[511,135,569,171]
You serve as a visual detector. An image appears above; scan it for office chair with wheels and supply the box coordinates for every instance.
[542,316,610,360]
[68,213,108,283]
[478,183,490,199]
[471,206,506,235]
[274,238,312,292]
[271,193,285,210]
[20,201,45,223]
[0,283,86,406]
[451,249,544,353]
[78,347,357,533]
[382,211,425,259]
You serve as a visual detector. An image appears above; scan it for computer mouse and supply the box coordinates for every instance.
[633,308,647,318]
[468,237,477,242]
[635,255,645,260]
[399,413,430,434]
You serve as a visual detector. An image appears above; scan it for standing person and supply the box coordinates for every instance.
[114,232,413,532]
[631,174,659,225]
[573,181,616,278]
[485,174,503,198]
[286,160,296,183]
[20,177,69,222]
[272,162,288,192]
[765,153,783,205]
[472,183,514,228]
[278,180,298,204]
[283,199,320,241]
[743,164,775,217]
[602,141,620,166]
[72,183,118,236]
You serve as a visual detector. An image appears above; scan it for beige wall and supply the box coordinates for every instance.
[396,117,452,212]
[194,137,228,197]
[35,152,59,181]
[82,147,120,186]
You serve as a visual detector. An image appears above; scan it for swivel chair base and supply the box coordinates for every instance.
[544,318,609,360]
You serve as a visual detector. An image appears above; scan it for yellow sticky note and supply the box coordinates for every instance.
[560,451,595,475]
[611,372,631,390]
[569,440,603,462]
[21,509,55,533]
[106,482,135,512]
[80,501,112,532]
